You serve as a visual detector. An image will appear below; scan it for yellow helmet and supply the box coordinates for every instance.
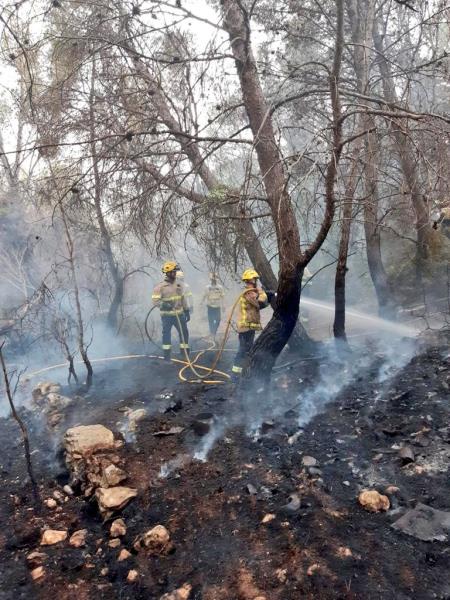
[162,261,179,273]
[176,271,184,279]
[242,268,259,281]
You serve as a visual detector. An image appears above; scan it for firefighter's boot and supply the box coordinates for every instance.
[163,348,171,362]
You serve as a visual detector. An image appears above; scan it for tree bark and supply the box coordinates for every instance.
[334,159,358,339]
[89,60,124,331]
[372,21,432,268]
[346,0,396,316]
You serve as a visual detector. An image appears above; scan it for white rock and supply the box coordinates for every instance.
[45,498,57,509]
[102,464,127,487]
[140,525,171,554]
[118,548,132,561]
[69,529,87,548]
[110,518,127,538]
[40,529,68,546]
[30,566,45,581]
[96,486,137,518]
[64,425,115,456]
[160,583,192,600]
[127,569,139,583]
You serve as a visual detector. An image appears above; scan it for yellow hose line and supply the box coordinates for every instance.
[174,289,254,384]
[27,289,254,386]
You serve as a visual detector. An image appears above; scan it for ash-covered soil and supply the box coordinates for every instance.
[1,338,450,600]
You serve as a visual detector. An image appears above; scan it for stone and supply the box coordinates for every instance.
[95,486,137,518]
[108,538,121,548]
[358,490,390,513]
[118,548,131,561]
[30,566,45,581]
[261,513,276,524]
[40,529,68,546]
[63,485,74,496]
[302,455,318,467]
[399,446,415,464]
[126,408,147,431]
[69,529,87,548]
[26,551,47,568]
[45,498,57,509]
[102,464,127,487]
[127,569,139,583]
[139,525,172,555]
[307,563,320,576]
[392,503,450,541]
[160,583,192,600]
[100,567,109,576]
[110,518,127,538]
[32,381,61,401]
[64,425,115,456]
[385,485,400,495]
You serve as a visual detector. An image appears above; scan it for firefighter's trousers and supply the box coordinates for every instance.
[207,306,221,337]
[231,330,255,378]
[161,314,190,359]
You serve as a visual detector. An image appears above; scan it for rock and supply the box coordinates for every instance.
[40,529,68,545]
[337,546,352,558]
[138,525,172,555]
[69,529,87,548]
[160,583,192,600]
[102,464,127,487]
[110,518,127,538]
[281,493,301,513]
[153,427,184,437]
[32,381,61,401]
[307,467,322,477]
[30,566,45,581]
[108,538,121,548]
[246,483,257,495]
[307,563,320,576]
[261,420,275,433]
[95,486,137,518]
[261,513,276,523]
[26,551,47,568]
[399,446,415,464]
[64,425,115,456]
[358,490,390,513]
[385,485,400,495]
[127,569,139,583]
[63,485,74,496]
[302,455,318,467]
[126,408,147,431]
[392,503,450,541]
[275,568,287,583]
[118,548,132,561]
[100,567,109,576]
[53,490,65,502]
[45,498,57,509]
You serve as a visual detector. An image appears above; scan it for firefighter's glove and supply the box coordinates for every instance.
[161,301,174,312]
[184,310,191,323]
[265,290,277,303]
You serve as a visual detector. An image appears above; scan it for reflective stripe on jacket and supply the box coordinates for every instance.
[236,287,268,333]
[152,280,188,315]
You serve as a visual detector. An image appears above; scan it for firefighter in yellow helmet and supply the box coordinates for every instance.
[152,261,190,361]
[176,270,194,311]
[202,272,225,338]
[231,269,269,380]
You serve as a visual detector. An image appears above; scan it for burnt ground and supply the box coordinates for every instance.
[1,336,450,600]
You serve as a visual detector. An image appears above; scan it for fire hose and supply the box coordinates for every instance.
[145,290,255,385]
[26,290,256,385]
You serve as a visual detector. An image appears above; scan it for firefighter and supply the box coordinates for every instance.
[176,271,194,312]
[152,261,190,361]
[433,206,450,239]
[203,272,225,338]
[231,269,269,380]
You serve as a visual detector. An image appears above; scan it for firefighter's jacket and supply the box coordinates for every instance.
[203,283,225,308]
[152,279,188,316]
[236,287,268,333]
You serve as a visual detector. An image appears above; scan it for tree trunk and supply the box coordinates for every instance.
[346,0,396,316]
[222,0,304,379]
[334,159,358,339]
[89,60,124,331]
[372,22,432,268]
